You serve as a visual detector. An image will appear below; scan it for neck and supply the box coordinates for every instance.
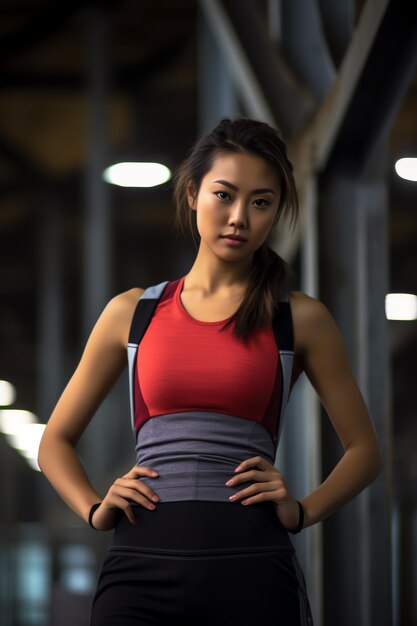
[184,241,253,294]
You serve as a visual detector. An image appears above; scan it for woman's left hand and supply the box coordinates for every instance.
[225,455,302,531]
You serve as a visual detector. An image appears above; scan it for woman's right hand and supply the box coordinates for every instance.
[91,464,160,531]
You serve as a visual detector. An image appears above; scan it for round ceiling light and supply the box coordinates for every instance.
[394,157,417,182]
[103,162,171,188]
[385,293,417,320]
[0,380,16,406]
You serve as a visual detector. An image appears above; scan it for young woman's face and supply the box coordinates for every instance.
[187,151,281,265]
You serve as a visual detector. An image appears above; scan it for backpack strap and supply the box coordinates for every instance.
[271,294,295,450]
[127,281,169,431]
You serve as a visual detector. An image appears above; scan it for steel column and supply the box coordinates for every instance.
[37,200,64,423]
[80,6,112,487]
[318,169,392,626]
[198,5,239,134]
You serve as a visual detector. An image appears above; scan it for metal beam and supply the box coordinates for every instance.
[317,0,355,65]
[312,0,417,174]
[280,0,336,103]
[200,0,316,137]
[198,6,239,134]
[200,0,276,126]
[311,0,390,168]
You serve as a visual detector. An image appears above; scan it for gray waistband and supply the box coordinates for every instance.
[135,412,275,502]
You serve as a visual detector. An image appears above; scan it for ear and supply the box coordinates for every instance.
[186,181,197,210]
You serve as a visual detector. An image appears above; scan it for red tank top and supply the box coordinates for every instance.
[134,276,283,442]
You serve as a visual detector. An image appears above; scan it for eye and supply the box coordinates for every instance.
[214,191,230,201]
[253,198,271,208]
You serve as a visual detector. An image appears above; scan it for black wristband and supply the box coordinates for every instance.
[288,500,304,534]
[88,502,102,529]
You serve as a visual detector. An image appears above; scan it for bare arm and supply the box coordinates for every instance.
[37,288,146,526]
[219,291,381,531]
[291,291,382,528]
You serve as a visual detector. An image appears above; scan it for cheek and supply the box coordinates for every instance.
[196,208,217,236]
[197,204,222,227]
[254,212,276,234]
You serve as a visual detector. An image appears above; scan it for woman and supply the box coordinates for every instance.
[38,117,381,625]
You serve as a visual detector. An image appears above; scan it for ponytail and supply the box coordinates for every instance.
[221,242,293,341]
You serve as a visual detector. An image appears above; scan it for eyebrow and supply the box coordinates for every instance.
[212,179,276,195]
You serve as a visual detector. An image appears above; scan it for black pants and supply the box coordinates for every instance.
[89,501,313,626]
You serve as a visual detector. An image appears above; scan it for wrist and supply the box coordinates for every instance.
[287,500,304,534]
[87,502,102,529]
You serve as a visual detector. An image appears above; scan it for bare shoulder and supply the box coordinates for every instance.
[98,287,146,349]
[288,290,332,326]
[288,290,339,360]
[112,286,145,308]
[104,286,145,317]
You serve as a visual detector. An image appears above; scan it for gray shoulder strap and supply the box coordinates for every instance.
[127,281,169,431]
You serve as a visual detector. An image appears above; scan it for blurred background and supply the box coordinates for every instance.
[0,1,416,624]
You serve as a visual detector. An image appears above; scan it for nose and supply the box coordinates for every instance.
[227,200,248,229]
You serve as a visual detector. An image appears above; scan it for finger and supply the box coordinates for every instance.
[242,486,289,506]
[103,496,138,524]
[125,466,159,479]
[229,481,281,502]
[109,486,158,510]
[234,456,272,473]
[241,493,273,506]
[114,478,160,502]
[114,501,137,524]
[227,469,278,486]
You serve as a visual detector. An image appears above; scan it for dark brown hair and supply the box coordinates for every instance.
[173,117,298,341]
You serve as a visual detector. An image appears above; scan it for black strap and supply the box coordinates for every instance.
[128,283,170,345]
[272,301,294,352]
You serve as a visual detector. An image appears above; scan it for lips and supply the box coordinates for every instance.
[221,234,247,241]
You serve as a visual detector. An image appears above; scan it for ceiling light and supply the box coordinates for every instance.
[394,157,417,182]
[25,456,42,472]
[6,422,46,472]
[102,162,171,188]
[0,410,45,471]
[0,409,37,435]
[0,380,16,406]
[385,293,417,320]
[6,422,45,452]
